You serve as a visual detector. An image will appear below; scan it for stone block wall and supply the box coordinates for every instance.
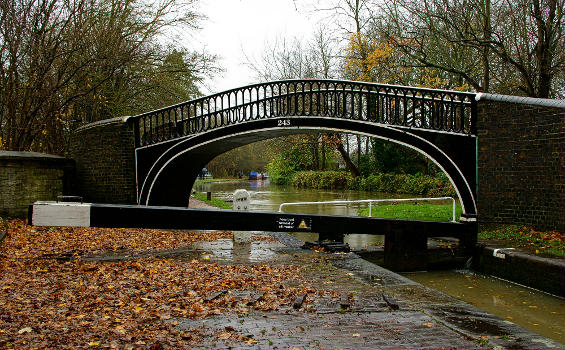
[69,117,137,204]
[0,151,75,218]
[477,94,565,232]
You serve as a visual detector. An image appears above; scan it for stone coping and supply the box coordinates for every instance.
[0,151,73,163]
[73,116,129,133]
[476,92,565,108]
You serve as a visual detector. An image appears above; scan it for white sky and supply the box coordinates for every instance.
[197,0,320,94]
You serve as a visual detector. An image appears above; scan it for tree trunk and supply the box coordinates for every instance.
[337,142,361,177]
[481,0,491,92]
[356,135,361,169]
[312,134,320,170]
[321,137,326,170]
[533,0,556,98]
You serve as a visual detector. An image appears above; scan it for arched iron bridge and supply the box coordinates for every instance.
[131,79,476,147]
[128,79,478,219]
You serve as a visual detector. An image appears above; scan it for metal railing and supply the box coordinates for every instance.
[128,79,477,147]
[278,196,458,222]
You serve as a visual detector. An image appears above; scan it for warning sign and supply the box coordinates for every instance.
[277,216,312,231]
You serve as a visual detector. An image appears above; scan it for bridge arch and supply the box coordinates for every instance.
[130,79,477,220]
[136,116,477,217]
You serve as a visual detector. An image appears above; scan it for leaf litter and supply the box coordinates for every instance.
[0,219,335,349]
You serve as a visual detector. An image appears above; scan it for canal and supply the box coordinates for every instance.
[194,179,565,343]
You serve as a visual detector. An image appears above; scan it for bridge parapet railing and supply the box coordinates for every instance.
[129,80,477,147]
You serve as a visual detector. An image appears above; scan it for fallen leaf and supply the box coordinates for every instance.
[352,333,360,337]
[218,332,232,340]
[18,327,32,334]
[133,306,143,313]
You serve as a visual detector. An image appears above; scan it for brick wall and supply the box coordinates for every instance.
[69,117,137,204]
[0,151,75,218]
[477,95,565,232]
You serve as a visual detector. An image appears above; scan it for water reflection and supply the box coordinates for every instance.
[195,180,564,344]
[404,270,565,344]
[192,238,287,263]
[194,179,396,248]
[194,179,424,216]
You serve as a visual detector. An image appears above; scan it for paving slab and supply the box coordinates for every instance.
[73,230,564,349]
[177,311,486,350]
[175,231,564,350]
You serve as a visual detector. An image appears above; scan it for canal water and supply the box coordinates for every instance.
[194,179,565,343]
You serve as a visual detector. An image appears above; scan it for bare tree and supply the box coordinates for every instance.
[0,0,215,154]
[379,0,564,97]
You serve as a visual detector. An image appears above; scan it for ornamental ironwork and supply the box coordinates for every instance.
[129,79,477,148]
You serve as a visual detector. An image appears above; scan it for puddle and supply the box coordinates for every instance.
[190,238,289,264]
[65,233,290,265]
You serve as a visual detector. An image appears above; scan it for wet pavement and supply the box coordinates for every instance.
[78,228,564,349]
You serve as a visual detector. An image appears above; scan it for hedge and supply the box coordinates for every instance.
[291,171,456,197]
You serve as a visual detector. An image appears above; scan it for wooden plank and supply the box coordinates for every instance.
[85,203,475,238]
[29,202,477,243]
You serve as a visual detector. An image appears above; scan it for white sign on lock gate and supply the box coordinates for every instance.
[233,189,250,211]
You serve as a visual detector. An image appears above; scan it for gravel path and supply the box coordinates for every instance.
[188,196,216,209]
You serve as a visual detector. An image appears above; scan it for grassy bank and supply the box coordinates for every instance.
[194,178,243,184]
[291,171,456,197]
[358,205,565,258]
[191,192,232,209]
[478,226,565,258]
[358,203,463,222]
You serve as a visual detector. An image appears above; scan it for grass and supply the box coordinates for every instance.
[357,204,565,258]
[191,192,232,210]
[478,226,565,258]
[358,203,463,222]
[193,178,242,184]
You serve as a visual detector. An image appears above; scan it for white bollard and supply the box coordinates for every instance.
[232,189,251,243]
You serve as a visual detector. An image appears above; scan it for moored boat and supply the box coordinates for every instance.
[248,171,263,180]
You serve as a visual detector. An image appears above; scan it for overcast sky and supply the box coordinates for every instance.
[197,0,321,94]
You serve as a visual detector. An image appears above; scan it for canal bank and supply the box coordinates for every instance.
[190,181,565,344]
[355,240,565,297]
[474,244,565,297]
[180,230,565,349]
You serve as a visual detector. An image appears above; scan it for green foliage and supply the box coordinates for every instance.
[206,141,273,178]
[266,135,338,185]
[358,203,462,222]
[360,139,433,176]
[292,171,355,189]
[267,156,299,185]
[291,171,456,197]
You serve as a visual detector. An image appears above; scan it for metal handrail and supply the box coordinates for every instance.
[129,79,477,147]
[278,196,457,222]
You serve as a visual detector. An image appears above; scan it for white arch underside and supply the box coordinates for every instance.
[139,119,476,214]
